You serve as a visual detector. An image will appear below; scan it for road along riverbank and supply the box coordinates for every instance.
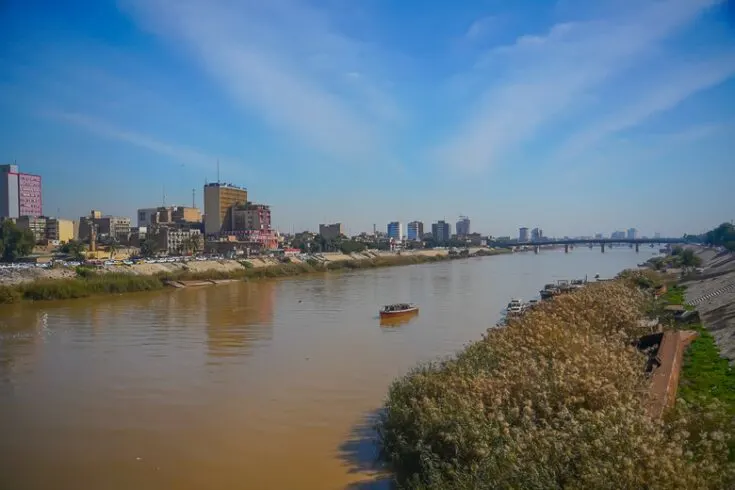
[0,248,509,304]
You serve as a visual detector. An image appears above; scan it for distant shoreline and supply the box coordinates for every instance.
[0,248,511,305]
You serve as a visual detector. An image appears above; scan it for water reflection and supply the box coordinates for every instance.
[205,281,275,361]
[379,312,419,328]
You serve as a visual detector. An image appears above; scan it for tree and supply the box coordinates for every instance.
[140,239,159,258]
[0,219,35,262]
[680,248,702,267]
[61,240,86,261]
[339,240,367,254]
[108,240,120,259]
[184,236,201,256]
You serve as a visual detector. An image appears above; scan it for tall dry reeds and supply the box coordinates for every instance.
[379,281,734,489]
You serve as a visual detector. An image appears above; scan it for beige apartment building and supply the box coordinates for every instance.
[46,218,75,243]
[204,183,248,236]
[15,215,47,242]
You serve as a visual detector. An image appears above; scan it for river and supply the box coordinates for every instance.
[0,247,654,489]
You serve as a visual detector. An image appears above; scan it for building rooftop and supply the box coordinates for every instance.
[205,182,247,190]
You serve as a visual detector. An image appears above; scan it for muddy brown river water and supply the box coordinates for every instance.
[0,248,653,489]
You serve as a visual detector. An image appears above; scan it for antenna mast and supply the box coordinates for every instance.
[217,159,220,184]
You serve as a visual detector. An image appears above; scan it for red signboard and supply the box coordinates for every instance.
[18,173,42,216]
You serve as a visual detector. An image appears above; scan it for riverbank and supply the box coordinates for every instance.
[681,248,735,363]
[378,277,735,489]
[0,248,509,304]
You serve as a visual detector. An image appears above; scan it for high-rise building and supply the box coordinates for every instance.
[203,182,248,236]
[319,223,344,240]
[432,221,451,243]
[654,232,661,239]
[387,221,403,241]
[611,230,626,240]
[456,216,471,237]
[531,227,543,242]
[407,221,424,241]
[626,228,638,240]
[519,227,529,242]
[0,164,42,218]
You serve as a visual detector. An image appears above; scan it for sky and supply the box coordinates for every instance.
[1,0,734,238]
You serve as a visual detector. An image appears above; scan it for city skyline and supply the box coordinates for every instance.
[1,0,734,236]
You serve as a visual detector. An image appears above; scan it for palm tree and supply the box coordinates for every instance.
[108,240,119,259]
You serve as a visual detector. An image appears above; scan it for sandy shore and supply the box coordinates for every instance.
[0,249,455,286]
[682,248,735,363]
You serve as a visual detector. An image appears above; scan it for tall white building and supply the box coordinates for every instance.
[387,221,403,241]
[456,216,470,236]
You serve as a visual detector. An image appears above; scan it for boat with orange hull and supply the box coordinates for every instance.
[379,303,419,319]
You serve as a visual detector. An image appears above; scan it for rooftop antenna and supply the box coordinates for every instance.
[217,159,220,184]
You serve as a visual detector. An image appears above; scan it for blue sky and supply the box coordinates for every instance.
[1,0,734,237]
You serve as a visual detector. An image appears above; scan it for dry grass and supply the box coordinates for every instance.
[379,281,735,489]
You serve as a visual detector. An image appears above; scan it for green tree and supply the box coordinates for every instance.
[187,236,201,255]
[0,219,35,262]
[108,240,119,259]
[140,239,159,258]
[680,248,702,267]
[61,240,86,261]
[339,240,367,254]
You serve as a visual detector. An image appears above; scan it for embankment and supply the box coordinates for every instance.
[378,278,735,489]
[681,248,735,363]
[0,249,508,304]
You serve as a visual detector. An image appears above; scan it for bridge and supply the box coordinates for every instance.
[489,237,687,254]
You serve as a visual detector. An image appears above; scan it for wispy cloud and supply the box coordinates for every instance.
[436,0,727,172]
[121,0,401,163]
[555,56,735,160]
[45,111,232,171]
[465,16,500,40]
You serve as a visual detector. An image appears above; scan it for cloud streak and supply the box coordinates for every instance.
[46,111,234,171]
[121,0,401,163]
[436,0,727,172]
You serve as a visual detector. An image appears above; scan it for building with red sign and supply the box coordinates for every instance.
[1,164,43,218]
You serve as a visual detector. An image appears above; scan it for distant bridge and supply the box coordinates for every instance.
[488,237,687,253]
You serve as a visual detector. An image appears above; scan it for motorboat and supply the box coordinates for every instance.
[379,303,419,319]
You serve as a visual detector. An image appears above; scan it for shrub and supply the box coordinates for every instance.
[0,285,22,304]
[378,281,735,489]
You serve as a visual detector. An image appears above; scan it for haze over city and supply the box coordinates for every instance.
[1,0,734,236]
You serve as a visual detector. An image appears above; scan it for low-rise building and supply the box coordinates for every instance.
[155,227,203,255]
[79,212,131,242]
[138,206,202,227]
[46,217,76,243]
[15,215,47,242]
[232,203,271,232]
